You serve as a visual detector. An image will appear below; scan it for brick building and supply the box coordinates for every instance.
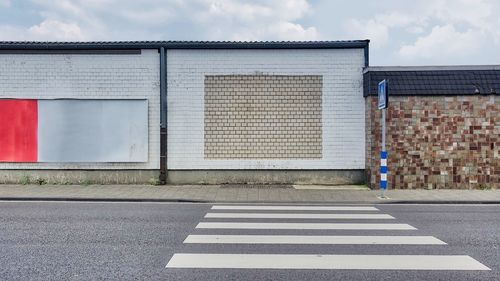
[0,41,497,189]
[364,66,499,189]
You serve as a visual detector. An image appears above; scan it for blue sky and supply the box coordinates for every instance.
[1,0,499,66]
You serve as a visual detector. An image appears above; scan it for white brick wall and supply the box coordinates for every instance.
[167,49,365,170]
[0,49,160,170]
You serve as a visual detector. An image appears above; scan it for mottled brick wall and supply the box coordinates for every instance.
[204,74,322,159]
[366,95,499,189]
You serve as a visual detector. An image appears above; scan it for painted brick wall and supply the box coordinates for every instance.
[366,95,499,189]
[0,50,160,170]
[204,74,322,159]
[167,49,365,170]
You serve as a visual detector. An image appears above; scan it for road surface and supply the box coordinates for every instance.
[0,201,498,280]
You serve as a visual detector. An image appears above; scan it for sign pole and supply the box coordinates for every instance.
[382,109,386,151]
[378,79,389,198]
[380,108,387,198]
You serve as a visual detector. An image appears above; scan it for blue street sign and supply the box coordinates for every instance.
[378,79,388,109]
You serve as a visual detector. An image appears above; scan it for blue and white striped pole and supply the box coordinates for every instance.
[380,151,388,197]
[378,79,389,198]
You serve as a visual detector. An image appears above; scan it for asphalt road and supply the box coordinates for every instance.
[0,201,498,280]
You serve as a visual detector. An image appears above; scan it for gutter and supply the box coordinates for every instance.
[159,47,167,184]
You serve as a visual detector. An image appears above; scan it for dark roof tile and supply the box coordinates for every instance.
[364,68,500,96]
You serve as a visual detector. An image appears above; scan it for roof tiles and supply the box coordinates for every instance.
[364,69,500,96]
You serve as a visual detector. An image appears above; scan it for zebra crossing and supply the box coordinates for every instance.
[166,204,490,271]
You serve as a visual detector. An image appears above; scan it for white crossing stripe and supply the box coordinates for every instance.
[184,235,447,245]
[166,254,490,270]
[211,205,379,211]
[205,213,394,219]
[196,222,417,230]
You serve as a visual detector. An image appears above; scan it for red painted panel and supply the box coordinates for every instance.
[0,100,38,162]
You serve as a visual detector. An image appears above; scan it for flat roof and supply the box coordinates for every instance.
[0,40,369,50]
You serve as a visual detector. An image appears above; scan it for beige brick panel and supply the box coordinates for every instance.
[204,75,322,159]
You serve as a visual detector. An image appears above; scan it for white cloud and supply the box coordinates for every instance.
[230,20,318,41]
[395,0,500,62]
[406,26,425,34]
[344,18,389,48]
[269,21,318,40]
[373,12,418,28]
[120,9,175,25]
[28,19,86,41]
[1,0,499,65]
[203,0,273,23]
[0,19,85,41]
[195,0,318,40]
[398,24,480,59]
[274,0,311,21]
[0,25,25,41]
[342,0,500,64]
[428,0,492,29]
[344,11,425,48]
[0,0,318,41]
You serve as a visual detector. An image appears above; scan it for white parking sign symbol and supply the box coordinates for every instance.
[378,79,388,109]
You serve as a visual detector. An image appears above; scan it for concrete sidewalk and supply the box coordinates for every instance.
[0,184,498,204]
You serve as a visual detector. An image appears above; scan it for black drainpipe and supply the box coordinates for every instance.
[159,47,167,184]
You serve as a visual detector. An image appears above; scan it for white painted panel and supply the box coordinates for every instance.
[38,99,148,162]
[166,254,490,270]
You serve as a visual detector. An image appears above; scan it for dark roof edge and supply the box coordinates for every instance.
[0,40,369,50]
[364,92,497,97]
[364,65,500,73]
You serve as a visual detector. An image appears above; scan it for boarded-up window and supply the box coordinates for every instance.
[204,75,322,159]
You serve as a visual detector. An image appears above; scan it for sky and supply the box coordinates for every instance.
[1,0,499,66]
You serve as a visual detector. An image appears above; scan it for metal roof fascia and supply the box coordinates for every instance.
[0,42,164,50]
[163,41,369,49]
[0,40,370,50]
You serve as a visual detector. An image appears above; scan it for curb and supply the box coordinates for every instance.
[0,197,499,204]
[375,200,500,205]
[0,197,210,203]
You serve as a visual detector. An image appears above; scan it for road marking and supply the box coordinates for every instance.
[196,222,417,230]
[184,235,446,245]
[166,254,490,270]
[212,205,379,211]
[205,213,394,219]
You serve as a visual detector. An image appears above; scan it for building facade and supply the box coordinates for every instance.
[364,66,499,189]
[0,41,368,185]
[0,41,497,189]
